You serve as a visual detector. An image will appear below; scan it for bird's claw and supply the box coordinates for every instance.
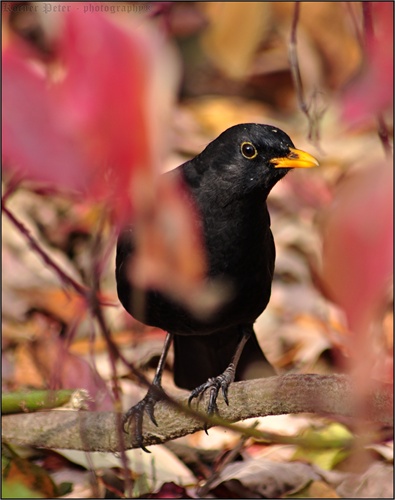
[188,365,235,433]
[123,383,165,453]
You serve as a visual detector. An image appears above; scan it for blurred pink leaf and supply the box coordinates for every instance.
[2,49,89,190]
[127,171,216,318]
[55,10,157,219]
[3,8,176,221]
[321,164,393,333]
[52,342,113,412]
[342,2,393,124]
[3,7,210,311]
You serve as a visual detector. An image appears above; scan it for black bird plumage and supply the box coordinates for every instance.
[116,123,318,449]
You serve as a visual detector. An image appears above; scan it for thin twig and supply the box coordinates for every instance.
[86,214,134,496]
[361,2,373,39]
[360,2,392,157]
[197,420,259,497]
[93,296,134,497]
[289,3,308,116]
[2,202,87,296]
[288,3,324,146]
[2,197,151,494]
[1,176,22,204]
[377,115,392,157]
[344,2,364,46]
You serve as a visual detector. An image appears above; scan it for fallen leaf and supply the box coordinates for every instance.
[209,459,321,498]
[200,3,271,79]
[336,462,393,498]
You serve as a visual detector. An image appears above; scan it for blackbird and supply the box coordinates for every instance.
[116,123,318,450]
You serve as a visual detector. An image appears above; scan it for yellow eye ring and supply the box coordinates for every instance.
[241,142,258,159]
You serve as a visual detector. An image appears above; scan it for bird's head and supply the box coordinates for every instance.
[189,123,319,198]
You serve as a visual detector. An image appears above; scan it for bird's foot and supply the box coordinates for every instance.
[123,380,166,453]
[188,364,235,433]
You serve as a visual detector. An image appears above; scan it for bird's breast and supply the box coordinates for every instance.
[200,201,275,323]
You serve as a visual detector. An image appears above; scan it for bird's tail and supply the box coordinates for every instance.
[173,327,276,390]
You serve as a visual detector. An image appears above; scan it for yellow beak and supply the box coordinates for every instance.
[270,147,319,169]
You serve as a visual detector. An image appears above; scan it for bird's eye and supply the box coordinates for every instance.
[241,142,258,159]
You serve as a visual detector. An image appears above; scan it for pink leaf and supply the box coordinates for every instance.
[55,10,157,217]
[321,165,393,333]
[2,49,89,190]
[3,8,177,221]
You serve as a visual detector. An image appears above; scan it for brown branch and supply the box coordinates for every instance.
[2,374,392,452]
[196,421,258,498]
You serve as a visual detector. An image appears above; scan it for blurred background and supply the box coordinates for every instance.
[2,2,393,498]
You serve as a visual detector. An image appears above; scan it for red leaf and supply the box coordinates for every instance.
[2,48,89,190]
[321,165,393,332]
[3,8,177,221]
[55,10,157,218]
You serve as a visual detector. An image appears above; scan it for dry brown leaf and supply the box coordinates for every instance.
[184,96,273,138]
[11,287,87,325]
[336,462,393,498]
[271,2,362,88]
[209,458,321,497]
[14,342,46,388]
[299,480,340,498]
[200,2,272,79]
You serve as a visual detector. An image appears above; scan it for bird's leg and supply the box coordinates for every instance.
[188,326,251,431]
[123,332,173,452]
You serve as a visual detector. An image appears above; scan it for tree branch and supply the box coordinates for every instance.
[2,374,392,452]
